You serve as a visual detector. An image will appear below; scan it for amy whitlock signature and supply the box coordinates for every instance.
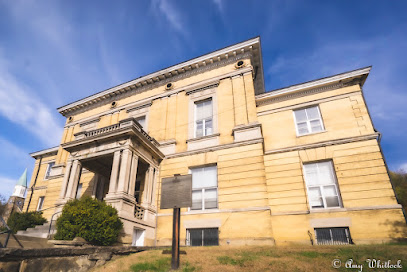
[332,258,402,272]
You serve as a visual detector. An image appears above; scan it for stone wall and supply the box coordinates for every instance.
[0,246,146,272]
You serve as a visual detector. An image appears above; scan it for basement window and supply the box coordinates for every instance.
[186,228,219,246]
[315,227,352,245]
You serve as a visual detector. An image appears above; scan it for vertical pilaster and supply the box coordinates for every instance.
[145,166,154,205]
[150,168,159,207]
[65,160,82,199]
[117,149,132,194]
[59,160,72,199]
[108,150,122,194]
[231,75,248,126]
[91,173,100,197]
[128,154,139,195]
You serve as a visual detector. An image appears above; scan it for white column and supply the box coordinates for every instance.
[91,173,99,197]
[145,166,154,205]
[117,149,132,194]
[128,154,139,195]
[59,160,72,199]
[108,150,122,194]
[150,168,159,207]
[65,160,82,199]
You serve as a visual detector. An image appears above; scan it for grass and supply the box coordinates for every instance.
[91,244,407,272]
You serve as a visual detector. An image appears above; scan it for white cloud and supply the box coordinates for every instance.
[0,54,62,146]
[212,0,224,13]
[152,0,186,35]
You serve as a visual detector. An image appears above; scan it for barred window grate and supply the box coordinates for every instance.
[315,227,352,245]
[187,228,219,246]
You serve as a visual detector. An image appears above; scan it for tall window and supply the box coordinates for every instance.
[293,106,324,136]
[187,228,219,246]
[191,166,217,210]
[45,162,55,179]
[37,196,45,211]
[195,99,213,137]
[303,161,342,209]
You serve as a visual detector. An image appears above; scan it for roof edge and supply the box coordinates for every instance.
[30,146,59,159]
[256,66,372,101]
[57,37,262,115]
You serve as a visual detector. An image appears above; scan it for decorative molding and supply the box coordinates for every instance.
[126,102,152,113]
[79,117,101,127]
[185,83,219,96]
[63,66,253,129]
[59,49,258,117]
[264,133,379,155]
[186,133,220,143]
[257,82,346,107]
[232,123,263,143]
[166,138,263,159]
[30,146,59,159]
[271,204,402,217]
[157,206,270,217]
[257,91,361,116]
[256,66,371,107]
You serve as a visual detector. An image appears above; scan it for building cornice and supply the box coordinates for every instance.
[264,133,379,155]
[58,37,264,117]
[30,146,59,159]
[256,66,371,107]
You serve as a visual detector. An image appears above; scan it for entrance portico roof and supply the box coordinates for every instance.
[61,118,164,161]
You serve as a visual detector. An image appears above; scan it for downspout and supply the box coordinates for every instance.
[26,157,42,212]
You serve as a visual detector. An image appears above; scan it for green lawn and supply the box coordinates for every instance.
[93,244,407,272]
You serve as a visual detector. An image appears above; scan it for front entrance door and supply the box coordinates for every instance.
[132,228,145,246]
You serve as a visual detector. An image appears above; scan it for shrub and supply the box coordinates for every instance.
[7,211,47,233]
[54,196,123,246]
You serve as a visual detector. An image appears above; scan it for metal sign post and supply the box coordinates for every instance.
[160,174,192,270]
[171,207,180,269]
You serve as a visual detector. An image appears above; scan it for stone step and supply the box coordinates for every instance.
[16,222,57,238]
[0,234,53,248]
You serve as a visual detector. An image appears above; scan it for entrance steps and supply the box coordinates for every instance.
[16,223,56,239]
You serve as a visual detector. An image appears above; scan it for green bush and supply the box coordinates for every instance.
[7,211,47,233]
[54,196,123,246]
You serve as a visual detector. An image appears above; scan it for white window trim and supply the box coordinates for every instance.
[188,166,218,211]
[44,161,55,180]
[187,88,218,140]
[293,105,325,136]
[37,196,45,211]
[303,161,343,210]
[194,99,213,138]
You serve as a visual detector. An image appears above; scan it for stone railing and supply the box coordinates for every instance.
[85,123,120,137]
[134,204,145,220]
[73,118,159,147]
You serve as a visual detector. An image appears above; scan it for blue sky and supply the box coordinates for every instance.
[0,0,406,198]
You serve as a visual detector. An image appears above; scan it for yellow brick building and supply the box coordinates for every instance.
[23,37,406,246]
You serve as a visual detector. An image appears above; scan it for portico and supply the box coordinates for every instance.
[55,118,164,244]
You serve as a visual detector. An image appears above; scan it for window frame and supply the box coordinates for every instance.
[293,105,325,136]
[194,98,213,138]
[37,196,45,211]
[44,161,55,180]
[186,228,219,246]
[134,115,147,130]
[187,86,218,141]
[189,165,218,211]
[303,160,343,210]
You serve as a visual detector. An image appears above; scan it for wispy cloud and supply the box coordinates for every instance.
[212,0,224,13]
[152,0,187,36]
[0,53,62,146]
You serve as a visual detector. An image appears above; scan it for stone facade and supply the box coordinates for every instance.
[23,37,406,246]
